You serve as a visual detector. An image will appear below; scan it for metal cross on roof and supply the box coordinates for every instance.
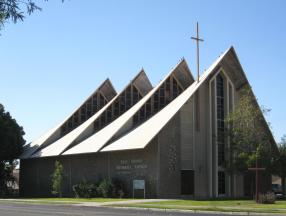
[191,22,204,83]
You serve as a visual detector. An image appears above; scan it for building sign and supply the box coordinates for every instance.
[115,159,147,174]
[133,179,145,198]
[133,180,145,190]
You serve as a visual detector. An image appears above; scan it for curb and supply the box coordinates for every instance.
[99,205,286,216]
[1,199,285,215]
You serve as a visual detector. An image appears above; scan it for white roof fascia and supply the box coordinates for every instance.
[20,79,115,159]
[20,115,71,159]
[31,70,153,158]
[30,94,119,158]
[101,48,231,152]
[63,59,190,156]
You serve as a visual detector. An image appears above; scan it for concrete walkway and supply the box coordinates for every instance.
[0,198,78,203]
[0,199,285,216]
[0,198,172,206]
[75,199,172,206]
[1,199,286,215]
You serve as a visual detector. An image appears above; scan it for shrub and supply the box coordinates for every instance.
[113,178,125,198]
[97,179,114,198]
[73,178,125,198]
[72,181,97,198]
[51,161,64,197]
[258,191,276,204]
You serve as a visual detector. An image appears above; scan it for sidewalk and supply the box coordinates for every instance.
[1,198,286,215]
[0,198,173,206]
[75,199,286,215]
[74,199,172,207]
[0,198,77,203]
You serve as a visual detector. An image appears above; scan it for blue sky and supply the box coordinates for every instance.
[0,0,285,143]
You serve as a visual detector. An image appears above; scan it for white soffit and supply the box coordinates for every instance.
[20,115,71,159]
[31,70,152,158]
[63,59,191,155]
[20,79,116,159]
[101,48,231,152]
[30,95,118,158]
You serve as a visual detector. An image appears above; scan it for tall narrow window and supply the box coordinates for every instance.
[173,78,178,98]
[100,113,106,127]
[106,106,112,123]
[126,86,132,109]
[113,101,119,117]
[146,99,152,118]
[99,94,106,108]
[132,87,139,104]
[159,84,165,109]
[94,119,100,132]
[86,99,92,118]
[165,77,171,104]
[92,94,98,113]
[73,112,79,126]
[61,124,67,135]
[139,107,145,121]
[67,118,73,130]
[119,94,125,114]
[216,74,225,166]
[153,91,159,112]
[80,105,86,122]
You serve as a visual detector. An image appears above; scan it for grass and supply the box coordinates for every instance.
[112,199,286,214]
[25,197,130,202]
[0,197,131,204]
[2,198,286,213]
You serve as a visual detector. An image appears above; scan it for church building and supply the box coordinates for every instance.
[20,47,276,198]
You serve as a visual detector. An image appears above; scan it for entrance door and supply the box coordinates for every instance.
[181,170,194,195]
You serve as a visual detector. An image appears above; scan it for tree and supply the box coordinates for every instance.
[224,86,276,201]
[272,135,286,196]
[51,160,64,197]
[0,0,41,31]
[225,86,274,176]
[0,103,25,196]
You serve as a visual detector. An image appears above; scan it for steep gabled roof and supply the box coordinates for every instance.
[216,47,276,149]
[101,48,229,152]
[63,59,193,156]
[30,70,152,158]
[20,79,116,159]
[101,46,277,152]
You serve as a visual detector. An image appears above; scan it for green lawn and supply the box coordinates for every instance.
[0,197,130,204]
[27,198,130,202]
[113,200,286,214]
[2,198,286,214]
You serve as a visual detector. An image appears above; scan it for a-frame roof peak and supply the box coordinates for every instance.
[20,78,117,159]
[130,69,153,96]
[93,78,117,101]
[212,46,248,90]
[170,58,194,89]
[220,46,276,147]
[100,47,237,152]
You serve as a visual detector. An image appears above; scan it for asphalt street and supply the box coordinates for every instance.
[0,202,256,216]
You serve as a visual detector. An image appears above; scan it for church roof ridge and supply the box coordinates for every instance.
[62,57,194,156]
[20,78,117,159]
[101,47,232,152]
[102,46,274,152]
[29,69,153,158]
[24,47,236,158]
